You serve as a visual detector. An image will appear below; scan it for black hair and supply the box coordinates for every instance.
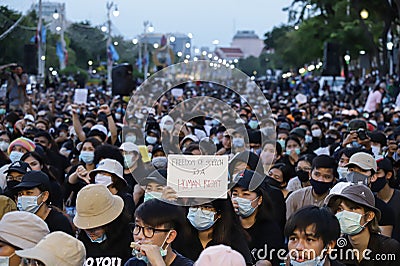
[270,163,292,184]
[135,199,187,234]
[93,144,124,166]
[285,135,301,147]
[34,130,52,142]
[79,137,102,152]
[284,206,340,246]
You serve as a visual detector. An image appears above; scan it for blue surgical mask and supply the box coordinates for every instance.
[233,196,258,218]
[146,136,157,144]
[290,257,326,266]
[132,232,169,262]
[277,139,285,149]
[335,210,366,236]
[17,194,43,213]
[144,191,163,202]
[152,156,167,169]
[79,151,94,164]
[86,232,107,244]
[187,207,217,231]
[248,120,259,129]
[125,135,137,144]
[232,137,245,148]
[305,135,313,143]
[286,148,301,155]
[9,151,24,163]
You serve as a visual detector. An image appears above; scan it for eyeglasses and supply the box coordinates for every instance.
[6,175,23,182]
[130,223,171,238]
[189,206,216,215]
[20,258,45,266]
[295,167,312,172]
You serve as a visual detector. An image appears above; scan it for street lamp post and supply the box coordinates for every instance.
[143,21,154,80]
[37,0,44,80]
[53,4,66,70]
[106,1,119,85]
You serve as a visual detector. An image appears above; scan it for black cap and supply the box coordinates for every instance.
[312,155,337,169]
[367,131,387,147]
[140,169,167,186]
[13,171,51,192]
[5,161,31,174]
[290,127,306,139]
[232,169,264,192]
[152,144,165,156]
[348,119,367,131]
[377,158,393,173]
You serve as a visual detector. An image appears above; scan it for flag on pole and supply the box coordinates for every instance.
[56,41,64,63]
[108,44,119,61]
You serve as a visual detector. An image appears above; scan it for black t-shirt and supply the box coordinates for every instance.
[173,225,252,265]
[374,196,395,227]
[123,165,150,194]
[124,251,194,266]
[245,219,284,266]
[386,189,400,241]
[79,225,132,266]
[45,208,74,236]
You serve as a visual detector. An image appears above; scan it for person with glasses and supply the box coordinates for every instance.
[73,184,132,265]
[174,198,252,264]
[2,160,31,200]
[125,198,193,266]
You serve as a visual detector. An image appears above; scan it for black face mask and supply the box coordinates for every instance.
[6,180,20,190]
[265,176,284,189]
[371,177,387,192]
[325,137,336,146]
[296,170,310,183]
[310,178,333,195]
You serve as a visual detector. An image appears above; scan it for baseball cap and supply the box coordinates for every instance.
[348,119,367,131]
[231,169,264,192]
[344,152,377,172]
[376,157,393,173]
[325,183,381,221]
[73,184,124,229]
[5,161,31,174]
[119,142,139,153]
[140,169,167,186]
[15,231,86,266]
[90,124,108,136]
[13,171,51,192]
[0,211,49,249]
[195,244,246,266]
[290,127,306,139]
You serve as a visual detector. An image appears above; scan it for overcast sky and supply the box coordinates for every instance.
[3,0,292,48]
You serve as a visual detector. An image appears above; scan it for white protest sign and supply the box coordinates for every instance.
[167,154,228,198]
[74,88,88,104]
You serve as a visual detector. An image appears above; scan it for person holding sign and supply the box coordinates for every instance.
[174,198,252,264]
[231,169,284,265]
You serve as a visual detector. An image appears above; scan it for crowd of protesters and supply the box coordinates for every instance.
[2,62,400,265]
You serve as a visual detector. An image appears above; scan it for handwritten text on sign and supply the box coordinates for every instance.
[167,155,228,198]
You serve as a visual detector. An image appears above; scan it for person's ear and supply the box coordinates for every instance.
[365,211,375,223]
[41,191,50,203]
[166,230,177,244]
[257,195,263,206]
[371,174,378,183]
[386,172,393,180]
[326,240,336,254]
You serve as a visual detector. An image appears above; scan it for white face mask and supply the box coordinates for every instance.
[95,174,113,187]
[311,129,322,138]
[0,141,9,152]
[55,121,62,128]
[9,150,24,163]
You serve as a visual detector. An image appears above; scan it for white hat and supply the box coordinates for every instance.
[89,158,125,182]
[16,231,86,266]
[90,124,108,136]
[295,93,307,105]
[24,114,34,122]
[120,142,139,153]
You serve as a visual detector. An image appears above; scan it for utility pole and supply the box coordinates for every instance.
[37,0,44,81]
[106,2,113,85]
